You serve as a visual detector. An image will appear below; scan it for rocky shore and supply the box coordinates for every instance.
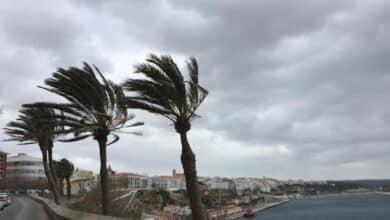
[227,199,289,220]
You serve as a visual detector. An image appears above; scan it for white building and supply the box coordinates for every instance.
[6,153,45,179]
[139,176,149,188]
[151,170,186,190]
[233,177,279,193]
[150,177,185,190]
[65,169,96,195]
[165,178,186,190]
[205,177,233,190]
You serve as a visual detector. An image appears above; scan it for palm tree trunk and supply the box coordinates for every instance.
[59,178,64,196]
[66,177,71,200]
[41,149,60,205]
[179,132,205,220]
[98,138,109,215]
[48,146,58,189]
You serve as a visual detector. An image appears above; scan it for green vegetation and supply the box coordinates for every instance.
[72,188,174,219]
[202,189,238,208]
[158,190,171,209]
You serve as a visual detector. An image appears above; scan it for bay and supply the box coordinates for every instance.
[240,193,390,220]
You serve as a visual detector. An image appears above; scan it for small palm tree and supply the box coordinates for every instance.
[55,161,65,197]
[123,54,208,219]
[25,63,143,215]
[4,106,61,204]
[55,158,74,200]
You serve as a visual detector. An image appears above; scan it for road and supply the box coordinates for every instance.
[0,196,51,220]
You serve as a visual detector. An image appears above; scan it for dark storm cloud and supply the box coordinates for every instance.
[1,0,389,179]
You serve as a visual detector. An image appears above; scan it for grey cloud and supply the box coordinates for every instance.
[1,0,390,180]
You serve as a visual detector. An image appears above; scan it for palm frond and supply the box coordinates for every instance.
[124,98,176,121]
[30,62,143,144]
[58,134,92,142]
[114,131,143,136]
[123,54,209,126]
[55,158,74,178]
[107,134,120,146]
[4,105,64,145]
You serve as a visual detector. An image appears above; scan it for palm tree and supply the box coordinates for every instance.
[122,54,208,219]
[4,106,61,204]
[25,63,143,215]
[55,161,65,197]
[55,158,74,200]
[48,142,58,193]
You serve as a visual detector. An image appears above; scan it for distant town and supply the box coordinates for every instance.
[1,151,389,219]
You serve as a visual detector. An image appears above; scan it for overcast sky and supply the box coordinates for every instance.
[1,0,390,180]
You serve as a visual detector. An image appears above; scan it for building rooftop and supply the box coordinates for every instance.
[7,153,41,162]
[115,172,141,177]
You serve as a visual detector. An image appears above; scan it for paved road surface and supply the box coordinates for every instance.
[0,196,51,220]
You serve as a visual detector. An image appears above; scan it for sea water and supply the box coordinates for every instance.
[240,193,390,220]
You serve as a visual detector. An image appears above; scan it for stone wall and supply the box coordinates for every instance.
[30,195,130,220]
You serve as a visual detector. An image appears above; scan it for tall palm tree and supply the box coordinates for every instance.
[55,158,74,200]
[48,142,58,192]
[4,106,61,204]
[25,63,143,215]
[122,54,208,219]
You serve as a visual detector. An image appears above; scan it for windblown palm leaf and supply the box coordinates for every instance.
[122,54,208,124]
[4,106,62,147]
[24,62,143,144]
[55,158,74,179]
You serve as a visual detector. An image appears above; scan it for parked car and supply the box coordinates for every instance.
[0,195,7,210]
[0,193,11,208]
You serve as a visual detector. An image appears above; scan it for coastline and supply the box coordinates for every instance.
[228,193,390,220]
[227,199,289,220]
[220,192,390,220]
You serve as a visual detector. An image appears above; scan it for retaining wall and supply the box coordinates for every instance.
[30,196,129,220]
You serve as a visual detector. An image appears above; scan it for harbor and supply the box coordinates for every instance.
[233,193,390,220]
[227,199,290,220]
